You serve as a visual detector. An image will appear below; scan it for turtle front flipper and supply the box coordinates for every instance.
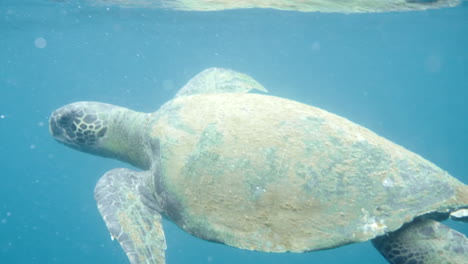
[372,219,468,264]
[94,168,166,264]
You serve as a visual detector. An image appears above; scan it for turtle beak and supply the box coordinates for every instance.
[49,111,63,138]
[49,105,82,146]
[49,109,72,145]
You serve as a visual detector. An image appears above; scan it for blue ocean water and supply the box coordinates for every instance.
[1,0,467,263]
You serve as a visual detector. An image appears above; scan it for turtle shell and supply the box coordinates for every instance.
[149,93,466,252]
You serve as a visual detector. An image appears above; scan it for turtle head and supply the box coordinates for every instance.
[50,102,151,170]
[49,102,110,149]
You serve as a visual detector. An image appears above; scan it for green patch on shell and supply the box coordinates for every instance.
[245,147,291,201]
[165,104,196,135]
[181,123,224,181]
[294,163,320,193]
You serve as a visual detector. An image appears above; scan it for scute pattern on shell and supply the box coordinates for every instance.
[150,93,465,252]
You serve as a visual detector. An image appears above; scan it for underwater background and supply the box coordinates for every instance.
[1,0,467,263]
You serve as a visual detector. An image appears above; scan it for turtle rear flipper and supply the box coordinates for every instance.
[94,168,166,264]
[372,219,468,264]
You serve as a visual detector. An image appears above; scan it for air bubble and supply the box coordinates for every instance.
[311,41,321,51]
[34,37,47,49]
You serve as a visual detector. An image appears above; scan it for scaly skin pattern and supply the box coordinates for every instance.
[149,93,466,252]
[372,219,468,264]
[50,102,152,169]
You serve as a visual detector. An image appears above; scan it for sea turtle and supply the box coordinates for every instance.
[49,68,468,264]
[89,0,462,13]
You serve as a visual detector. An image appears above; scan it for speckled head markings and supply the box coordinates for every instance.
[49,101,151,169]
[50,102,109,147]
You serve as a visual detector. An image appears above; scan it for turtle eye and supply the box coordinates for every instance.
[58,114,74,127]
